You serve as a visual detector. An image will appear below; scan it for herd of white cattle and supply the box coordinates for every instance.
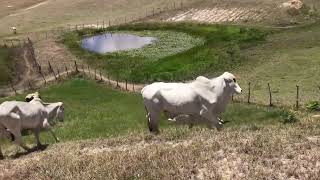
[0,72,241,159]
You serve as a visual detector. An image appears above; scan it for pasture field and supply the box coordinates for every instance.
[0,0,202,38]
[1,0,319,38]
[1,0,320,178]
[235,22,320,106]
[63,22,268,83]
[0,78,291,151]
[0,78,319,179]
[0,47,15,86]
[62,21,320,107]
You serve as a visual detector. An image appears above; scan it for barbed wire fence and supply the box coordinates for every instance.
[0,0,319,110]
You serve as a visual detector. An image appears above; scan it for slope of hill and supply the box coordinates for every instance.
[0,78,309,179]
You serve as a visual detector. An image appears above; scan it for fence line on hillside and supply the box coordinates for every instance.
[1,48,320,110]
[1,0,320,109]
[0,37,319,109]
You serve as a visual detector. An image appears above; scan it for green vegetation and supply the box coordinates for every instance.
[234,22,320,106]
[0,47,15,85]
[63,22,268,83]
[1,78,293,146]
[305,101,320,111]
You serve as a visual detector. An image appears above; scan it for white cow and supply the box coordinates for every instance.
[0,98,64,159]
[141,72,242,133]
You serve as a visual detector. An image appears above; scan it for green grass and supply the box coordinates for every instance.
[234,22,320,106]
[63,22,269,83]
[0,78,292,146]
[0,47,15,86]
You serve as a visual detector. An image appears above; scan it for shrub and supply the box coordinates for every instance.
[305,101,320,111]
[280,110,298,124]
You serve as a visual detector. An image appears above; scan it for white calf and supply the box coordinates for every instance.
[0,99,64,159]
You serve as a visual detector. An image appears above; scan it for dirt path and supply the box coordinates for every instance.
[8,0,49,17]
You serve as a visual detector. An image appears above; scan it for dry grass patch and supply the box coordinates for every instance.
[1,121,320,179]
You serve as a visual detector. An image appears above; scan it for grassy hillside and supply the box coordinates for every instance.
[2,113,318,179]
[0,78,291,148]
[0,47,15,86]
[0,0,201,37]
[63,22,268,83]
[63,21,320,107]
[235,23,320,106]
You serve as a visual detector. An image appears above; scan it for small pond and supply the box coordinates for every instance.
[81,33,157,54]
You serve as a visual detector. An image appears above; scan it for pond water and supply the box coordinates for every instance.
[81,33,156,54]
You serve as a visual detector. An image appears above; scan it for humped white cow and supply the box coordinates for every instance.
[0,97,64,159]
[141,72,242,133]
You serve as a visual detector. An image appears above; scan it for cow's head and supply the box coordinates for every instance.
[221,72,242,94]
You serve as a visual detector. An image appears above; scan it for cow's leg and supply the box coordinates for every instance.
[148,110,160,134]
[200,108,223,131]
[188,115,196,129]
[43,119,60,143]
[0,126,8,159]
[4,114,30,151]
[10,128,30,151]
[0,144,3,160]
[144,99,162,134]
[33,128,42,147]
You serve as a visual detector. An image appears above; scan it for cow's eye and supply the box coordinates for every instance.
[233,78,236,83]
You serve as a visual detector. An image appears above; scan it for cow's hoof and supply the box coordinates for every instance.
[216,123,223,131]
[150,129,160,135]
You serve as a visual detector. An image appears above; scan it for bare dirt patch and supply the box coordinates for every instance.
[149,0,319,26]
[166,7,269,23]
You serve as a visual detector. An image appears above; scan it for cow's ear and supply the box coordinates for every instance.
[223,77,233,83]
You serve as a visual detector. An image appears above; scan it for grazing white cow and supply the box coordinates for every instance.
[0,98,64,159]
[142,72,242,133]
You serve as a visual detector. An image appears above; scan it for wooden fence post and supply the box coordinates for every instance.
[28,81,32,90]
[296,85,299,109]
[133,83,135,91]
[40,71,47,85]
[100,69,103,81]
[75,61,79,73]
[57,68,60,78]
[125,80,128,91]
[268,83,273,106]
[48,61,57,80]
[82,64,85,75]
[116,77,119,87]
[9,80,17,95]
[65,64,68,75]
[247,82,251,104]
[88,65,91,77]
[94,69,97,80]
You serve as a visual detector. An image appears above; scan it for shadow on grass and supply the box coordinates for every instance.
[10,144,49,159]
